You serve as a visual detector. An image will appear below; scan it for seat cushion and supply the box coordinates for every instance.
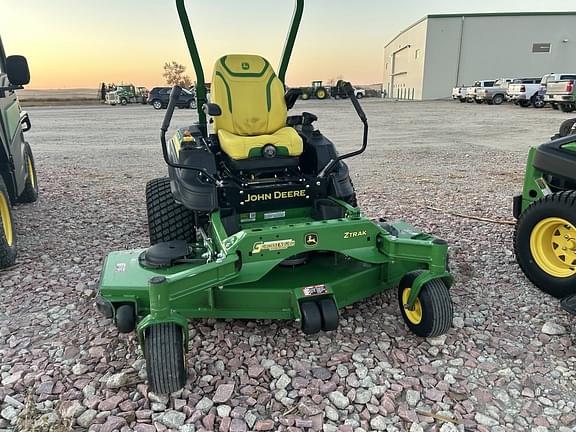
[218,127,303,160]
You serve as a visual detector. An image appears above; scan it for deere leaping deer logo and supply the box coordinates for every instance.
[305,233,318,247]
[241,62,250,70]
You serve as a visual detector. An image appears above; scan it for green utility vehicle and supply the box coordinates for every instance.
[300,80,329,100]
[97,0,454,394]
[105,84,148,106]
[0,36,38,268]
[513,121,576,312]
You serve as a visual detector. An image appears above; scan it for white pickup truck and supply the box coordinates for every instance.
[465,80,496,103]
[475,78,513,105]
[542,73,576,112]
[452,86,468,102]
[507,78,542,107]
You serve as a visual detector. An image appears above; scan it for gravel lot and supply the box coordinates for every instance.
[1,99,576,432]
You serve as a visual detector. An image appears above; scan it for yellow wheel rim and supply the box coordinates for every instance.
[0,192,13,247]
[530,217,576,278]
[27,157,36,189]
[317,90,326,98]
[402,287,423,324]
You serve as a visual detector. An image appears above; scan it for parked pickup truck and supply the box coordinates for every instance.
[452,86,468,102]
[475,78,513,105]
[507,78,542,107]
[466,80,495,103]
[543,73,576,112]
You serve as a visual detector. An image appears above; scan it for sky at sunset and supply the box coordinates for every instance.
[2,0,576,89]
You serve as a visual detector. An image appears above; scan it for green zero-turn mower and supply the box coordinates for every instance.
[513,121,576,315]
[97,0,454,394]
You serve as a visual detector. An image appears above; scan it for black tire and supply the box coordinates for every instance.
[0,178,16,269]
[466,98,474,103]
[552,103,559,110]
[18,143,39,203]
[559,118,576,137]
[315,88,328,100]
[301,92,310,101]
[561,104,576,113]
[532,97,545,108]
[318,298,339,331]
[120,98,128,106]
[300,301,322,334]
[189,100,197,109]
[146,178,196,245]
[459,98,466,103]
[492,94,505,105]
[115,304,136,333]
[152,100,163,110]
[356,93,364,99]
[475,99,483,104]
[514,191,576,298]
[519,100,531,108]
[486,100,494,105]
[398,271,453,337]
[145,323,187,394]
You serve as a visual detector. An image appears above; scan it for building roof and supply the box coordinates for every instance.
[384,11,576,49]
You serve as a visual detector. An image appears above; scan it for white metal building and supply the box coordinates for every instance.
[382,12,576,100]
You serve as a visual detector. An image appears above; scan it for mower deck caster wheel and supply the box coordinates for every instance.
[115,304,136,333]
[318,298,339,331]
[300,301,322,334]
[398,271,453,337]
[145,323,187,394]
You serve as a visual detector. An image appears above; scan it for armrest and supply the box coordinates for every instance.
[203,103,222,116]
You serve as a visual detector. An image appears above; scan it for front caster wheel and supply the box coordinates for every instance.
[300,301,322,334]
[398,272,453,337]
[115,304,136,333]
[144,323,187,394]
[318,298,339,331]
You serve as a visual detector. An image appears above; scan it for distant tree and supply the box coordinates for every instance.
[163,61,193,88]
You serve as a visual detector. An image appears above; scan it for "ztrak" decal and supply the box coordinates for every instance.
[344,230,367,239]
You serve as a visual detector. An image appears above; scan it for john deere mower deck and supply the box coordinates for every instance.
[97,0,454,394]
[513,122,576,312]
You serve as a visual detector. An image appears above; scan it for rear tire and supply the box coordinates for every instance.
[459,98,466,103]
[145,323,187,394]
[120,98,128,106]
[146,178,196,245]
[152,100,163,110]
[514,191,576,298]
[301,92,310,100]
[492,94,505,105]
[398,272,453,337]
[559,118,576,137]
[18,143,39,203]
[0,178,16,269]
[519,100,531,108]
[475,99,483,104]
[189,100,197,109]
[561,104,576,113]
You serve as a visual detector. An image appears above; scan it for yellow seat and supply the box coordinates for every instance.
[211,54,303,160]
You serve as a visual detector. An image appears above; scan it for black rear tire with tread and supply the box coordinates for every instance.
[146,178,196,245]
[145,323,187,394]
[19,143,39,203]
[0,178,16,269]
[514,191,576,298]
[398,271,453,337]
[560,104,575,113]
[492,94,505,105]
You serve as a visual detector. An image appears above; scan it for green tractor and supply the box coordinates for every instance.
[105,84,148,106]
[300,80,329,100]
[97,0,454,394]
[0,36,38,269]
[513,120,576,314]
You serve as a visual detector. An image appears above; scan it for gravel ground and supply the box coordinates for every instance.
[1,99,576,432]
